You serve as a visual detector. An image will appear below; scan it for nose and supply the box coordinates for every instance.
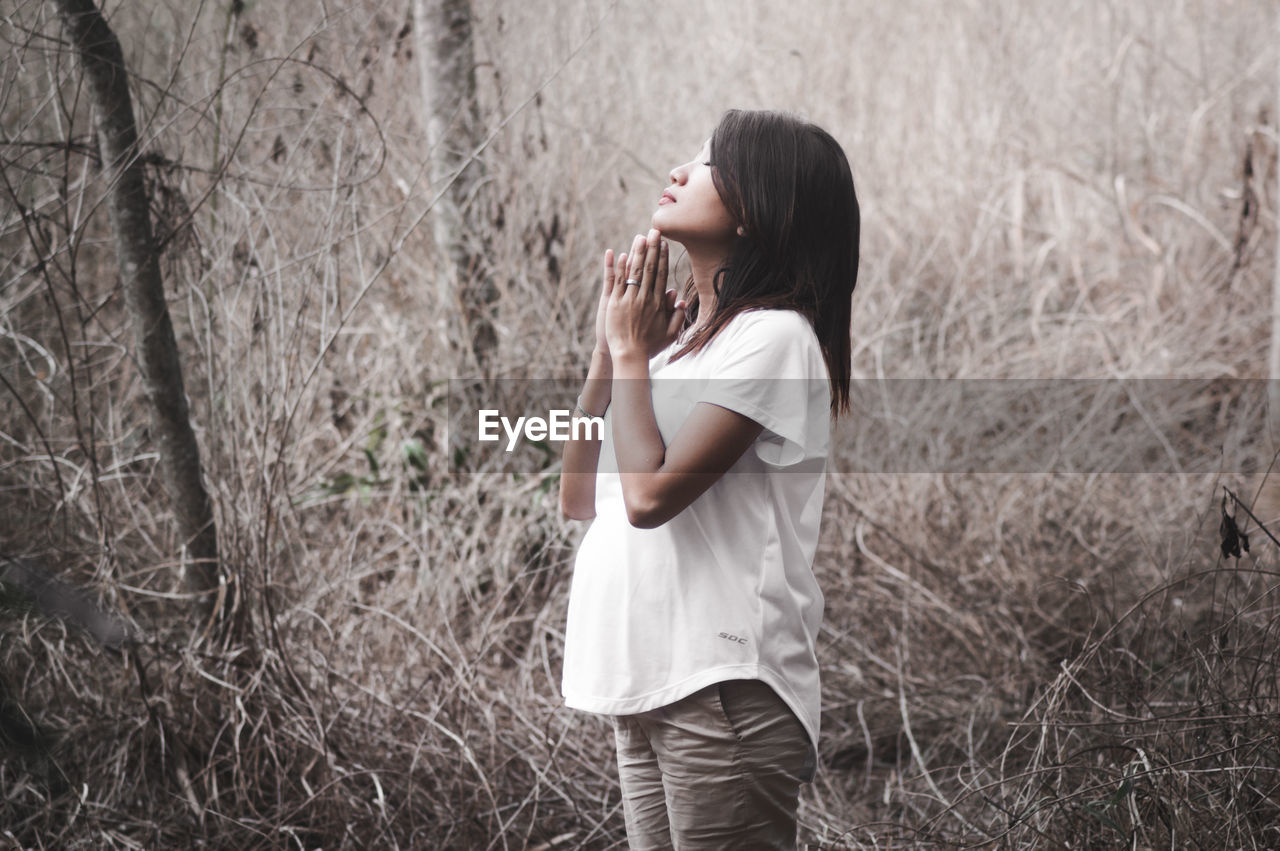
[669,163,687,184]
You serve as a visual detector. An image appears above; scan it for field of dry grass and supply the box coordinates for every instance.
[2,0,1279,847]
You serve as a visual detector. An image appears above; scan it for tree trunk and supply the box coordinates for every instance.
[53,0,220,614]
[1272,4,1280,439]
[413,0,498,368]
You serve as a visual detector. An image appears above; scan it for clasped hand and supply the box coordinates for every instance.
[597,229,686,362]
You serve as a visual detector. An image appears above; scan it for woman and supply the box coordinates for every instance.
[560,109,859,849]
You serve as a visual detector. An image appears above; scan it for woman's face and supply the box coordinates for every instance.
[650,139,737,249]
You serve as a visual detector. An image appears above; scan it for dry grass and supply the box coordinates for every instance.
[2,0,1279,847]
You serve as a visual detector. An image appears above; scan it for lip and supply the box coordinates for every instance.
[659,190,676,205]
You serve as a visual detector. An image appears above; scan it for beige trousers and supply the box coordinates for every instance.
[611,679,816,850]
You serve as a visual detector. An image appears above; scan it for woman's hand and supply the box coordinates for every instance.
[605,229,686,362]
[594,248,622,357]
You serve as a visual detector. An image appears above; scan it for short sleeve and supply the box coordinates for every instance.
[697,310,831,467]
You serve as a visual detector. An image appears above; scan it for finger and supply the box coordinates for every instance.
[627,234,646,293]
[656,235,669,302]
[612,252,627,302]
[602,249,615,297]
[640,229,661,301]
[665,303,686,341]
[663,287,679,325]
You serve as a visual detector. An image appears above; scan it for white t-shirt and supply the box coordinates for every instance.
[562,308,831,751]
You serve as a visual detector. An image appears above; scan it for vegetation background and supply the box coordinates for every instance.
[2,0,1279,847]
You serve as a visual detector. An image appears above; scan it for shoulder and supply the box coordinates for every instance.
[718,308,816,343]
[712,309,820,357]
[702,309,826,382]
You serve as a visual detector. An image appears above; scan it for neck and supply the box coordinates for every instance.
[685,242,732,330]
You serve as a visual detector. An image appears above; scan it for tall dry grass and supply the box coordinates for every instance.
[1,0,1278,847]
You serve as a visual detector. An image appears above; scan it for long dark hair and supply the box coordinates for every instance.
[669,109,860,416]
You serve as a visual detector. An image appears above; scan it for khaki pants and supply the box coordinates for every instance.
[612,679,816,850]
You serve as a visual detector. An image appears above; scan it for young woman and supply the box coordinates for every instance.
[559,109,859,848]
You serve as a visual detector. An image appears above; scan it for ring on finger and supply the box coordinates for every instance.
[624,278,640,287]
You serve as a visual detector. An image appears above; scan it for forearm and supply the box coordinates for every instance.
[608,350,764,529]
[610,350,667,522]
[559,348,612,520]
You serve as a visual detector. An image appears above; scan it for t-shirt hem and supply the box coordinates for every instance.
[563,664,820,755]
[564,665,758,717]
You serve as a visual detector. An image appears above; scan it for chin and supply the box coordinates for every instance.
[650,212,681,239]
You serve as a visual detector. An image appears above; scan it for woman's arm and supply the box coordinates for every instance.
[611,350,763,528]
[606,230,764,528]
[559,348,611,520]
[560,249,626,521]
